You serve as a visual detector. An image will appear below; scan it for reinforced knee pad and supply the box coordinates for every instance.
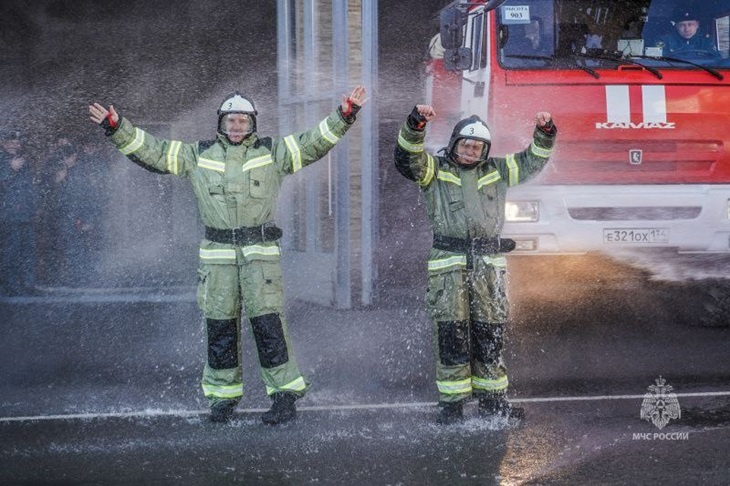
[437,320,470,366]
[207,318,239,369]
[250,313,289,368]
[472,321,505,365]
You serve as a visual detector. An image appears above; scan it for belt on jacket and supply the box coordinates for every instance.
[205,223,283,245]
[432,234,516,255]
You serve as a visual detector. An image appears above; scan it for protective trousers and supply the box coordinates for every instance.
[197,243,308,406]
[427,254,510,403]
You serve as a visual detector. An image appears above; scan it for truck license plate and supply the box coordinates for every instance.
[603,228,669,244]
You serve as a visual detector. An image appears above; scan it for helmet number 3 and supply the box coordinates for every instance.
[469,127,475,135]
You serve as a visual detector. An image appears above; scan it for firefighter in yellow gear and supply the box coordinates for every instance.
[89,86,366,424]
[394,105,556,424]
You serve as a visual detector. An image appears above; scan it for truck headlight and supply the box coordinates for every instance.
[505,201,539,222]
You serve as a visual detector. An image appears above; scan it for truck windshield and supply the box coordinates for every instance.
[498,0,730,71]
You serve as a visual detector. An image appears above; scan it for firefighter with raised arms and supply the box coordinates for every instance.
[394,104,556,424]
[89,86,367,425]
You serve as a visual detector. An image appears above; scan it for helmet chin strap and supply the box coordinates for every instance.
[454,159,485,169]
[222,132,251,145]
[457,154,481,165]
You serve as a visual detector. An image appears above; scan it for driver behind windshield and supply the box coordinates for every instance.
[661,8,720,58]
[508,18,550,54]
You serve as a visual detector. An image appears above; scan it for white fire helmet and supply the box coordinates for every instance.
[217,91,258,141]
[446,115,492,168]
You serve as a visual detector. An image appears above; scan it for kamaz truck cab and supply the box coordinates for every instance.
[428,0,730,253]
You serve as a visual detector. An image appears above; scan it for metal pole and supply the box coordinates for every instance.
[332,0,351,309]
[303,0,319,252]
[276,0,293,132]
[277,0,294,249]
[360,0,379,306]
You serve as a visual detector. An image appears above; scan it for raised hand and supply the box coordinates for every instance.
[415,104,436,122]
[89,103,119,126]
[341,85,368,118]
[535,111,552,127]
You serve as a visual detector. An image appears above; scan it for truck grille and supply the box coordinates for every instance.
[568,207,702,221]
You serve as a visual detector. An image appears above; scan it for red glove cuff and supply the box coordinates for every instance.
[538,120,555,134]
[105,112,117,129]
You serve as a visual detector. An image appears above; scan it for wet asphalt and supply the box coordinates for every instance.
[1,252,729,485]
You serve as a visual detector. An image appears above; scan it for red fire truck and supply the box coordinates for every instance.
[428,0,730,254]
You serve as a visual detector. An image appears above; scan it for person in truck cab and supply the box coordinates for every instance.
[394,105,556,424]
[507,18,549,55]
[662,8,720,58]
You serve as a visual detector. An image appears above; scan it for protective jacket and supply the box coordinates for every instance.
[395,120,555,253]
[395,118,556,403]
[106,107,355,405]
[109,109,351,230]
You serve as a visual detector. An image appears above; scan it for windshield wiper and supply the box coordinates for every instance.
[576,52,663,79]
[572,54,600,78]
[633,55,723,81]
[505,53,599,77]
[505,54,554,61]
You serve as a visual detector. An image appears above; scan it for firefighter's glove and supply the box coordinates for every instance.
[407,106,428,131]
[339,98,361,124]
[338,86,366,124]
[538,119,556,135]
[100,112,120,136]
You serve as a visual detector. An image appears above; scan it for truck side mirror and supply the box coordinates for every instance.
[444,47,473,71]
[440,7,464,49]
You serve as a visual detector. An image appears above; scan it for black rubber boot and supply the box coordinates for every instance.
[436,401,464,425]
[478,396,524,420]
[261,392,298,425]
[209,399,237,423]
